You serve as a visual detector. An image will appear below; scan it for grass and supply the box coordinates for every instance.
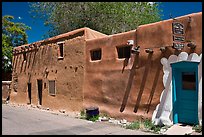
[79,109,99,122]
[86,115,99,122]
[100,112,110,118]
[126,121,140,130]
[79,109,86,119]
[126,119,163,134]
[192,125,202,133]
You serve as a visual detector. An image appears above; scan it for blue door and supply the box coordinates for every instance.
[171,61,199,125]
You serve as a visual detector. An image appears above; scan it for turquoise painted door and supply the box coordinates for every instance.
[171,61,199,125]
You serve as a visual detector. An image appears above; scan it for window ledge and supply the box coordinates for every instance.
[90,60,101,62]
[58,56,64,60]
[49,94,56,96]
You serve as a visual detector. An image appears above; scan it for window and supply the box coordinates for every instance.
[48,80,56,95]
[117,46,131,59]
[57,42,64,59]
[182,72,196,90]
[90,49,101,61]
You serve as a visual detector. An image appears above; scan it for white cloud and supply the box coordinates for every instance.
[148,2,155,6]
[18,16,22,20]
[3,56,8,60]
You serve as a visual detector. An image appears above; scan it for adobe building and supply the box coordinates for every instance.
[10,12,202,126]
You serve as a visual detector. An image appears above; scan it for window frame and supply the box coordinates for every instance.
[48,80,56,96]
[57,41,65,60]
[116,45,132,59]
[90,48,102,61]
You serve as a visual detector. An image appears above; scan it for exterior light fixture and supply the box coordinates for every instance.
[160,47,166,52]
[145,48,153,53]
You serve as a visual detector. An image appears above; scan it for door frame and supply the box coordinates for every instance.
[37,79,43,105]
[171,61,199,125]
[27,82,32,104]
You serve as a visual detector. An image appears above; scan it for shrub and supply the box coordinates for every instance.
[193,125,202,133]
[126,121,140,130]
[143,119,161,132]
[126,119,163,133]
[87,115,99,122]
[80,109,86,119]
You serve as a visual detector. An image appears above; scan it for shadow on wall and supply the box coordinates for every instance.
[120,51,165,114]
[145,53,164,113]
[120,53,139,112]
[122,58,129,73]
[133,53,153,113]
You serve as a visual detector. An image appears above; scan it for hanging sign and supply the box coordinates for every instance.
[173,43,184,50]
[173,36,185,42]
[172,22,185,50]
[172,22,184,35]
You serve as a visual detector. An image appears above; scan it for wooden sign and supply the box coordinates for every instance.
[172,22,184,35]
[173,36,185,42]
[173,42,184,50]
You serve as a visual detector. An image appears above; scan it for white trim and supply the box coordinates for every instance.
[56,41,65,44]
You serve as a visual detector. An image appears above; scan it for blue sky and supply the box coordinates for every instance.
[2,2,202,44]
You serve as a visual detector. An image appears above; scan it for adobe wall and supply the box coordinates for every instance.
[10,36,86,112]
[2,81,11,102]
[84,12,202,121]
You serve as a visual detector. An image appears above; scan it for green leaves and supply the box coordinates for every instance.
[2,15,31,72]
[29,2,162,37]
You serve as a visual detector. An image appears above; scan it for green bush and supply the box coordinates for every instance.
[143,119,161,133]
[126,121,140,130]
[125,119,163,133]
[193,125,202,133]
[79,109,86,119]
[87,115,99,122]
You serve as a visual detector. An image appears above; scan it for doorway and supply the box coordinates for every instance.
[37,79,43,105]
[171,61,199,125]
[27,82,31,104]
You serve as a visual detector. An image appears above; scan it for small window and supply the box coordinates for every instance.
[182,72,196,90]
[57,42,64,59]
[90,49,101,61]
[49,80,56,95]
[117,46,131,59]
[23,52,26,61]
[44,82,46,89]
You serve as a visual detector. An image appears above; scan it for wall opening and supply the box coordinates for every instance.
[117,45,131,59]
[182,72,196,90]
[90,49,101,61]
[44,82,46,89]
[27,82,31,104]
[37,79,43,105]
[57,42,64,60]
[49,80,56,96]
